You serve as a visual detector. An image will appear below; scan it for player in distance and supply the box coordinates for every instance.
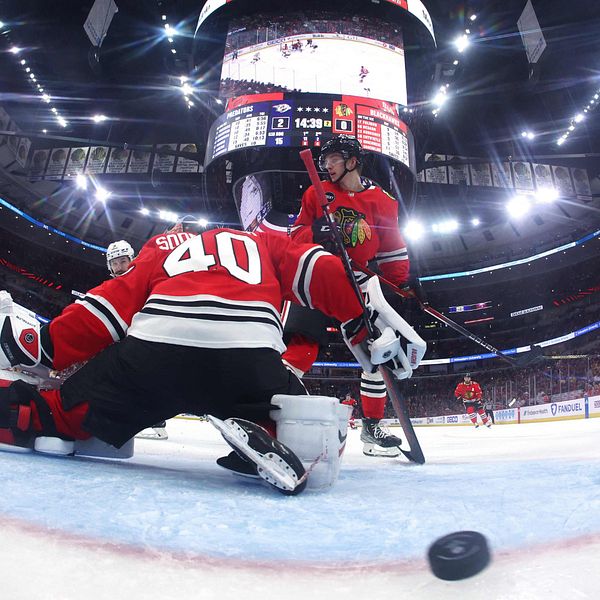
[281,135,413,457]
[0,226,424,493]
[455,373,492,429]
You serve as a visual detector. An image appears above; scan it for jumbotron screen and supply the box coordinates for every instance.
[196,0,435,43]
[205,92,413,169]
[220,12,407,105]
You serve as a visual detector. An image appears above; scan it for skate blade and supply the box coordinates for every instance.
[207,415,298,492]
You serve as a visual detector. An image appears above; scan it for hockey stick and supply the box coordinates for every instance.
[299,150,425,464]
[350,262,544,369]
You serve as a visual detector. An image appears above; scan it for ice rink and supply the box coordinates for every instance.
[1,416,600,599]
[221,36,407,105]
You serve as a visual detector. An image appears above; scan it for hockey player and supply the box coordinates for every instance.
[0,227,424,493]
[283,135,412,457]
[454,373,491,428]
[359,66,369,83]
[107,240,168,440]
[106,240,135,277]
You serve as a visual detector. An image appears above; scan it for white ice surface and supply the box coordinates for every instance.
[1,417,600,599]
[221,37,407,105]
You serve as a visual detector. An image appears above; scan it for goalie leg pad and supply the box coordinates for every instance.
[270,395,352,490]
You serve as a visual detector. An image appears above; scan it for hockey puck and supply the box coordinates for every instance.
[427,531,490,581]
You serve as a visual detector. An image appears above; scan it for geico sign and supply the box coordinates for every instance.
[446,415,459,423]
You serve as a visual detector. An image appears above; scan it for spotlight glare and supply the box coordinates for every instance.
[41,93,50,103]
[181,83,193,95]
[197,218,208,227]
[453,59,459,65]
[454,34,469,53]
[556,138,565,146]
[506,195,530,218]
[75,174,88,190]
[92,114,107,123]
[20,59,26,65]
[29,72,35,79]
[215,98,223,105]
[95,187,111,202]
[432,91,447,108]
[179,76,188,84]
[535,187,558,203]
[404,220,425,241]
[9,46,20,54]
[140,207,150,216]
[25,67,30,72]
[471,218,480,226]
[171,48,177,54]
[574,113,584,123]
[51,107,58,113]
[469,14,477,21]
[57,117,68,128]
[159,210,178,222]
[161,15,167,21]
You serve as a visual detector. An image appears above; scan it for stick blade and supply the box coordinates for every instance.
[514,344,545,368]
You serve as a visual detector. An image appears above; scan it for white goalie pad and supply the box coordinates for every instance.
[270,395,352,490]
[0,291,42,369]
[345,277,427,380]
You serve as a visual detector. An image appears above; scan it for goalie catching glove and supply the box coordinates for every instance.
[341,277,426,380]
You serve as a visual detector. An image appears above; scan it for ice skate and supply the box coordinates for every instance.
[208,416,307,495]
[216,450,260,478]
[361,418,402,457]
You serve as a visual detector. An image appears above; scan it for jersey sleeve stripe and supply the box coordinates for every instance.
[75,297,126,342]
[86,293,129,335]
[376,248,408,259]
[293,247,329,309]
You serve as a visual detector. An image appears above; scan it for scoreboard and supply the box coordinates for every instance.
[206,93,414,171]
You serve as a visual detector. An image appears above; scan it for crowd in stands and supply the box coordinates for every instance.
[225,12,403,54]
[1,228,105,318]
[220,77,291,98]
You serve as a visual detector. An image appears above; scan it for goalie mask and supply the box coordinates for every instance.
[106,240,135,277]
[341,277,427,380]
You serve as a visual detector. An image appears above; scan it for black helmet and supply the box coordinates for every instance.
[464,372,472,379]
[318,135,363,171]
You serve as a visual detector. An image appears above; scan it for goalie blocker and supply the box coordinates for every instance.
[341,277,426,379]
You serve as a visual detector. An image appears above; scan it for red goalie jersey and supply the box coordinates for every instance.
[291,179,410,287]
[454,382,483,403]
[45,229,364,371]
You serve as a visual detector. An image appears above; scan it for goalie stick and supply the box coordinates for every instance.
[299,149,425,465]
[350,263,544,369]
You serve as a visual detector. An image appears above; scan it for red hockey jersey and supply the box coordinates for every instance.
[291,179,409,287]
[454,381,483,402]
[47,229,364,371]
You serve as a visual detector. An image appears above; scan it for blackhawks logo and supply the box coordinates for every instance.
[465,390,474,400]
[333,206,372,247]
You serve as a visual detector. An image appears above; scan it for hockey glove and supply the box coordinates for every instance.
[311,216,342,255]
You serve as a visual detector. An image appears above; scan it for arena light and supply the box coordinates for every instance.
[75,174,87,190]
[171,48,177,54]
[25,67,30,72]
[506,195,530,218]
[95,187,111,203]
[215,98,223,105]
[179,75,188,84]
[20,59,26,65]
[469,14,477,21]
[454,34,469,53]
[404,220,425,241]
[51,107,58,113]
[140,207,150,216]
[433,219,459,234]
[453,59,459,65]
[9,46,20,54]
[556,137,566,146]
[432,90,448,109]
[521,130,535,140]
[92,114,107,123]
[41,94,50,103]
[181,83,193,95]
[159,210,178,222]
[161,15,167,21]
[535,187,558,204]
[574,113,584,123]
[197,218,208,227]
[29,72,35,79]
[471,218,480,226]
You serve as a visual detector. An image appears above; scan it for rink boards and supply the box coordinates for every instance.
[379,394,600,427]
